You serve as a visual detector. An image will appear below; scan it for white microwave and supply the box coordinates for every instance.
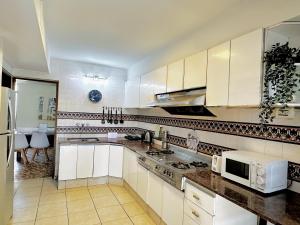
[221,151,288,193]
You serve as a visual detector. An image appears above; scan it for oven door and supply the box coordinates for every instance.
[221,156,252,187]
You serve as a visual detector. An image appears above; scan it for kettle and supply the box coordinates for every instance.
[142,130,152,144]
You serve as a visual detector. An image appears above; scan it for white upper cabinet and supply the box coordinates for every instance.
[124,78,140,108]
[228,29,264,106]
[140,66,167,107]
[184,50,207,89]
[93,145,110,177]
[206,41,231,106]
[108,145,124,178]
[167,59,184,92]
[77,145,94,178]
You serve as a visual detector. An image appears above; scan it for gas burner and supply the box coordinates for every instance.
[190,161,209,168]
[146,151,160,156]
[171,162,191,170]
[160,150,174,155]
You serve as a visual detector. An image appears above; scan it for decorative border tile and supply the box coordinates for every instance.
[56,126,140,134]
[288,162,300,182]
[57,111,300,145]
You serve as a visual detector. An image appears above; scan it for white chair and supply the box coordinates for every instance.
[15,133,29,164]
[30,132,50,162]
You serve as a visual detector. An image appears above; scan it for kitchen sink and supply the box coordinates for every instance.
[67,137,100,142]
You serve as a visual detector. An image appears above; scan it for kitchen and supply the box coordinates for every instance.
[0,1,300,225]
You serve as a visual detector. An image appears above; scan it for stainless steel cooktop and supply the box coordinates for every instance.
[138,145,211,190]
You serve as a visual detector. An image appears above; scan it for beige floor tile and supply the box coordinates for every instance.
[67,198,95,213]
[109,185,127,194]
[19,179,43,188]
[8,220,35,225]
[102,217,133,225]
[130,214,156,225]
[93,195,119,209]
[89,187,113,198]
[66,186,89,192]
[37,202,67,219]
[39,192,66,205]
[88,184,109,190]
[35,215,68,225]
[97,205,128,223]
[15,186,42,198]
[122,202,145,217]
[115,192,135,204]
[14,196,40,209]
[68,209,101,225]
[66,189,91,201]
[12,207,37,223]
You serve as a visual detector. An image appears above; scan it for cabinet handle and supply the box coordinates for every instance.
[192,210,199,218]
[193,194,200,200]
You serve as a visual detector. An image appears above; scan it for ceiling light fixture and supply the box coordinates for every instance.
[83,74,107,80]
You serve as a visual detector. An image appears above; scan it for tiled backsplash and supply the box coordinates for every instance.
[57,111,300,144]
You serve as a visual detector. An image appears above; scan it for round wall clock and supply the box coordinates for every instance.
[88,90,102,103]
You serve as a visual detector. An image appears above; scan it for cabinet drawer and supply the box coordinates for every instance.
[183,214,201,225]
[185,182,215,215]
[184,199,214,225]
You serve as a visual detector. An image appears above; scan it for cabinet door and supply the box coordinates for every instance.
[147,172,163,216]
[123,148,130,182]
[93,145,110,177]
[206,41,230,106]
[184,50,207,89]
[109,145,124,178]
[229,29,263,106]
[124,79,140,108]
[77,145,94,178]
[59,145,77,180]
[137,164,148,202]
[140,66,167,107]
[128,150,138,191]
[167,59,184,92]
[162,181,184,225]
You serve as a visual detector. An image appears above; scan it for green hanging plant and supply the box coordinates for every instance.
[259,42,300,124]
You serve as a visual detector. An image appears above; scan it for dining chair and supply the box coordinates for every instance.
[15,133,29,164]
[30,132,50,162]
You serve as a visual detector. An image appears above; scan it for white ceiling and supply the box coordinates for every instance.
[44,0,240,69]
[0,0,48,72]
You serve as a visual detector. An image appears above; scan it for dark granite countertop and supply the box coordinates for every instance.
[184,171,300,225]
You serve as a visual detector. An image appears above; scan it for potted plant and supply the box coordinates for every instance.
[259,42,300,124]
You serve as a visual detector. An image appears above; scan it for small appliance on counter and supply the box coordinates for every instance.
[221,150,288,194]
[211,155,222,174]
[124,134,141,141]
[141,130,153,144]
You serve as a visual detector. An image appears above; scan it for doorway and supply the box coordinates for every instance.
[13,78,59,180]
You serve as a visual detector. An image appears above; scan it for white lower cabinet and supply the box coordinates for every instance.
[147,171,164,216]
[59,145,78,180]
[77,145,94,178]
[184,181,257,225]
[93,145,110,177]
[128,150,138,191]
[109,145,124,178]
[137,164,148,202]
[162,181,184,225]
[123,148,130,182]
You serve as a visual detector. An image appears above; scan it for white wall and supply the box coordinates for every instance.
[13,58,127,112]
[0,39,3,84]
[128,0,300,79]
[16,80,56,128]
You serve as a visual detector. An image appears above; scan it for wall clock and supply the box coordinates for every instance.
[88,90,102,103]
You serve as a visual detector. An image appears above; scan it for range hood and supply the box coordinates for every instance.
[148,87,215,117]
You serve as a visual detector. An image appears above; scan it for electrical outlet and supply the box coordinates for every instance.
[275,107,295,119]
